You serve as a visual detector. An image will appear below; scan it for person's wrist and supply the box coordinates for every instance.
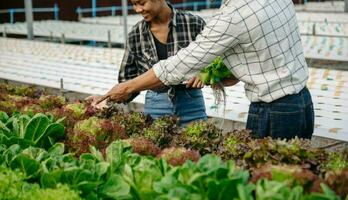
[126,80,137,93]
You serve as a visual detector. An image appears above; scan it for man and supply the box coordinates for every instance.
[94,0,314,139]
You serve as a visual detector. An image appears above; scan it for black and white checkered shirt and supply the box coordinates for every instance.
[153,0,309,103]
[118,5,206,84]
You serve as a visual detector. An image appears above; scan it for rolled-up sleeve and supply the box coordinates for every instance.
[118,32,140,102]
[118,32,138,83]
[153,8,242,85]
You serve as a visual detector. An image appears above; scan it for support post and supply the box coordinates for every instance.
[60,78,67,97]
[3,26,7,37]
[122,0,128,47]
[10,9,14,24]
[77,7,83,21]
[92,0,97,17]
[49,31,53,41]
[61,33,65,44]
[107,30,112,48]
[54,4,59,20]
[111,6,116,16]
[24,0,34,40]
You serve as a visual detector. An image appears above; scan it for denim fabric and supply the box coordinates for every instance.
[144,88,207,126]
[246,87,314,139]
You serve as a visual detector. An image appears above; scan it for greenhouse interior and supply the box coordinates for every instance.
[0,0,348,199]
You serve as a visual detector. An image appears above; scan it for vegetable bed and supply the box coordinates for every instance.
[0,83,347,200]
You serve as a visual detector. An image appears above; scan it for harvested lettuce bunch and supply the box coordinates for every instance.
[199,57,232,85]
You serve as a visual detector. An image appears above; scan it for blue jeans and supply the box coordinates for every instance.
[144,88,207,126]
[246,87,314,139]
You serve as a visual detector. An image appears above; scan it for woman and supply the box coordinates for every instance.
[118,0,207,126]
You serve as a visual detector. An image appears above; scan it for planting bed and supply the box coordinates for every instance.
[0,83,347,200]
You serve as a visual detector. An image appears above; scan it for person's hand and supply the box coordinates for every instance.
[186,76,205,88]
[85,95,108,109]
[108,82,132,103]
[94,82,132,105]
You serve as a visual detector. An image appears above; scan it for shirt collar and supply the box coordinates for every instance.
[168,2,177,28]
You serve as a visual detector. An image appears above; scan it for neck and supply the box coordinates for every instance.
[150,3,172,26]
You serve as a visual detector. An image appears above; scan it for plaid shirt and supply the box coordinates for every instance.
[154,0,309,103]
[118,5,206,86]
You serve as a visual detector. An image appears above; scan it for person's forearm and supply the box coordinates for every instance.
[127,68,165,93]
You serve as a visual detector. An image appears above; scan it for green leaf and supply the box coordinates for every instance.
[106,141,132,174]
[0,120,11,136]
[18,115,31,138]
[24,113,50,143]
[58,167,101,195]
[89,146,105,162]
[0,165,25,199]
[36,122,65,148]
[255,179,295,200]
[55,117,66,124]
[207,178,245,200]
[237,184,255,200]
[21,146,48,162]
[47,143,65,157]
[197,154,223,172]
[199,57,232,86]
[0,133,10,148]
[320,183,339,199]
[302,184,339,200]
[20,184,82,200]
[3,144,22,164]
[0,111,9,123]
[10,154,41,178]
[199,71,211,85]
[288,186,303,200]
[95,162,110,178]
[12,118,20,137]
[7,137,32,148]
[100,174,131,199]
[40,170,63,188]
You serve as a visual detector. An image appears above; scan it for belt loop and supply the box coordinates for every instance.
[300,87,306,107]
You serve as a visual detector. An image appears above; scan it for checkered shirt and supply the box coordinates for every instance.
[153,0,309,103]
[118,5,206,84]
